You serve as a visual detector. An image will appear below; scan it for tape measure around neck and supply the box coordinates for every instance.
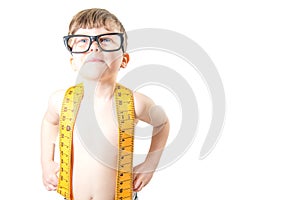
[57,83,135,200]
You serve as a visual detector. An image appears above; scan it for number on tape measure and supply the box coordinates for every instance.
[114,85,135,200]
[57,83,83,200]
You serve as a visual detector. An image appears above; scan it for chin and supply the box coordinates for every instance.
[79,63,107,80]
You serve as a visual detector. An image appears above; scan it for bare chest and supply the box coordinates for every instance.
[75,98,119,146]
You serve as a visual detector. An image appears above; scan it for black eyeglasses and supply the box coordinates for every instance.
[63,33,124,53]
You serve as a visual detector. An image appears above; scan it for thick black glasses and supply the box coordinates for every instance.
[63,33,124,53]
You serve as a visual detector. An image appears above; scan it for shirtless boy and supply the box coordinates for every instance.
[40,8,169,200]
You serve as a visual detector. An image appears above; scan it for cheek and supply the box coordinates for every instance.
[104,52,123,67]
[72,56,86,68]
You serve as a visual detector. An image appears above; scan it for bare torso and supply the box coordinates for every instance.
[54,90,129,200]
[72,130,117,200]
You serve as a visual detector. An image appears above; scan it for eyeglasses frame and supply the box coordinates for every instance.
[63,32,124,53]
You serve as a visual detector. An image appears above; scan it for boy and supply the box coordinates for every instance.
[40,8,169,200]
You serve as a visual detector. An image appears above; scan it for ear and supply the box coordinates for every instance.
[70,57,78,71]
[120,53,130,68]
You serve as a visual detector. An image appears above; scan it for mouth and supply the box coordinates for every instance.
[85,58,105,63]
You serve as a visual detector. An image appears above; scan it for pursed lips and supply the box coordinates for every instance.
[85,58,105,63]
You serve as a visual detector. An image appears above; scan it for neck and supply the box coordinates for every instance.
[77,77,117,102]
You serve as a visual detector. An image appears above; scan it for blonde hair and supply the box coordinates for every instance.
[68,8,128,51]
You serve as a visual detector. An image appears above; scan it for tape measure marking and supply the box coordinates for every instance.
[114,84,135,200]
[57,83,84,200]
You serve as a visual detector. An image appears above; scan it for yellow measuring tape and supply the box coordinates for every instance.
[57,83,83,200]
[114,84,135,200]
[57,83,135,200]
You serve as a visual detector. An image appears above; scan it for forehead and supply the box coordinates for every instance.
[74,27,120,35]
[69,17,121,35]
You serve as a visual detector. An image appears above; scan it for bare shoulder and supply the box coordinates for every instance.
[133,91,155,121]
[133,91,155,104]
[133,91,169,126]
[48,89,66,114]
[43,89,66,125]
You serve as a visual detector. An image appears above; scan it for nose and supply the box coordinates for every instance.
[89,41,100,52]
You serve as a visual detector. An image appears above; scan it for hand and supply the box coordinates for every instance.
[42,161,59,191]
[133,162,155,192]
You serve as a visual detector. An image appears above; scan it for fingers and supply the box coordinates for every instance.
[44,174,58,191]
[133,174,149,192]
[45,183,57,191]
[133,179,142,192]
[133,181,145,192]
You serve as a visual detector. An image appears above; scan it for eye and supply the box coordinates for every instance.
[78,38,89,44]
[99,37,112,44]
[71,37,90,46]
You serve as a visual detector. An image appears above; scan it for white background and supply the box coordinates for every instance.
[0,0,299,199]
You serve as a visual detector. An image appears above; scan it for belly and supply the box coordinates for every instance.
[72,130,118,200]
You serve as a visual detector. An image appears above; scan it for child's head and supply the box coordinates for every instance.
[65,8,130,81]
[68,8,128,51]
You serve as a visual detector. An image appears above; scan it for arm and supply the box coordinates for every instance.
[133,92,170,192]
[41,91,62,191]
